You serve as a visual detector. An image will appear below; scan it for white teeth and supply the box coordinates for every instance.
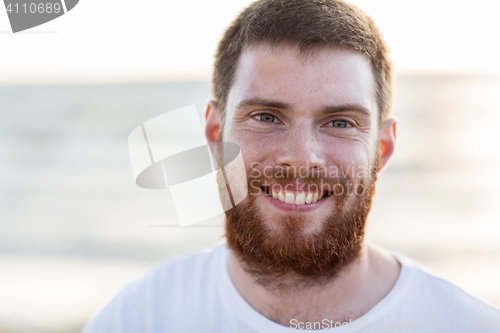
[268,187,326,205]
[295,193,305,205]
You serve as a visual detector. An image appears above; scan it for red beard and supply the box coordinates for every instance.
[223,160,379,290]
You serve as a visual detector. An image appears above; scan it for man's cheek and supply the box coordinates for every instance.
[249,162,262,178]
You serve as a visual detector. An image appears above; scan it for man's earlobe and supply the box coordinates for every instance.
[379,118,397,171]
[205,100,221,143]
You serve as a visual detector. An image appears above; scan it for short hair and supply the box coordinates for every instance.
[211,0,393,135]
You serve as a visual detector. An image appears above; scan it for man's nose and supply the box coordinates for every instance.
[273,123,326,171]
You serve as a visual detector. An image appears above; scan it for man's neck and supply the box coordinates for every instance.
[227,240,401,326]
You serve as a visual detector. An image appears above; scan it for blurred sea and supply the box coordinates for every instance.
[1,75,500,332]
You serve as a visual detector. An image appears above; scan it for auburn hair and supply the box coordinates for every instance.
[211,0,393,133]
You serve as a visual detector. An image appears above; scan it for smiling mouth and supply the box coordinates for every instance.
[261,186,332,205]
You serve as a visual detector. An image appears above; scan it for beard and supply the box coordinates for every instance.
[222,154,380,291]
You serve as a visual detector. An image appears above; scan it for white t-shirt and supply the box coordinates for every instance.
[82,241,500,332]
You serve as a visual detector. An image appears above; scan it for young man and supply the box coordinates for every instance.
[83,0,500,331]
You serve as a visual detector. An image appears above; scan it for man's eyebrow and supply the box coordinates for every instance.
[235,98,291,111]
[235,98,371,116]
[319,104,371,116]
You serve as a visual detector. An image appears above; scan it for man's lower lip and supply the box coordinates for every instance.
[260,190,328,212]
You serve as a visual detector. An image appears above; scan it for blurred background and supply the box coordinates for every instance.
[1,0,500,332]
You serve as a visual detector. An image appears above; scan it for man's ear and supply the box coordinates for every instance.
[379,118,397,171]
[205,100,221,143]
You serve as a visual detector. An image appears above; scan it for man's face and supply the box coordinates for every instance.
[222,44,380,233]
[207,44,388,285]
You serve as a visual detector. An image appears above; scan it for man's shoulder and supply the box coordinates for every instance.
[130,240,227,293]
[82,241,228,333]
[391,251,500,318]
[117,240,227,295]
[144,240,227,283]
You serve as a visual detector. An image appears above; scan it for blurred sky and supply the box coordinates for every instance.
[1,0,500,84]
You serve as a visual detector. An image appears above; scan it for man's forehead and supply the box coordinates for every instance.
[227,44,378,118]
[236,43,374,79]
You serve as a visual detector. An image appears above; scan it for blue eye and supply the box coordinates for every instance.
[255,114,278,123]
[331,120,349,128]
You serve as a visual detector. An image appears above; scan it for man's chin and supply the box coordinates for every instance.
[224,168,378,289]
[255,206,329,236]
[225,199,366,287]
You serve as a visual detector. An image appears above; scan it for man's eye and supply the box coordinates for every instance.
[255,114,278,123]
[329,120,350,128]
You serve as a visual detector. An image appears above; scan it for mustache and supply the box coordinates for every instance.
[246,166,356,202]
